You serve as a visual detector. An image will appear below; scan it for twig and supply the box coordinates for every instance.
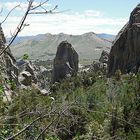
[0,8,3,15]
[28,9,70,14]
[6,108,57,140]
[1,5,20,25]
[29,4,58,14]
[36,103,72,140]
[0,0,58,57]
[30,0,49,11]
[0,0,33,57]
[36,116,56,140]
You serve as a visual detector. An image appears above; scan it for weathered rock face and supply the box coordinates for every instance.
[18,60,37,86]
[99,50,109,64]
[89,61,104,73]
[37,65,51,88]
[88,50,109,73]
[108,4,140,76]
[0,25,18,84]
[17,60,51,91]
[52,41,79,83]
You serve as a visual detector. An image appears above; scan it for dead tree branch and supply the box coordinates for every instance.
[0,0,33,57]
[28,9,70,15]
[0,0,57,57]
[0,8,3,15]
[5,102,74,140]
[36,104,71,140]
[1,5,20,25]
[6,108,57,140]
[30,0,49,11]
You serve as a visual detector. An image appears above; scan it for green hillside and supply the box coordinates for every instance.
[11,32,112,64]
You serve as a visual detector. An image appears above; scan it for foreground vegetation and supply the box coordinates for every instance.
[0,71,140,140]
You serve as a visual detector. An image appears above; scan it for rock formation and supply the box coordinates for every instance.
[52,41,79,83]
[108,4,140,76]
[99,50,109,64]
[17,60,51,93]
[18,60,37,86]
[88,50,109,73]
[0,25,18,84]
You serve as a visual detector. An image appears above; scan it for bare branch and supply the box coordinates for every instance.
[0,8,3,15]
[6,108,57,140]
[0,0,59,57]
[0,0,33,57]
[40,5,47,12]
[5,102,75,140]
[29,2,58,14]
[1,5,20,25]
[36,104,72,140]
[36,116,56,140]
[30,0,49,11]
[28,9,70,15]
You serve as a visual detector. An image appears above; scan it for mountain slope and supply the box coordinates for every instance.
[11,32,112,62]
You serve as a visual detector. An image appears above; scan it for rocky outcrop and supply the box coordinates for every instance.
[36,65,51,89]
[19,71,32,86]
[88,50,109,73]
[0,25,18,84]
[108,4,140,76]
[89,61,104,73]
[99,50,109,64]
[18,60,37,86]
[52,41,79,83]
[17,60,51,93]
[0,25,18,102]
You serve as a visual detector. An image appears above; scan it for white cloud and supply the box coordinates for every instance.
[84,10,103,17]
[0,10,128,37]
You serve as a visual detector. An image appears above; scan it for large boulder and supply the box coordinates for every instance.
[52,41,79,83]
[0,25,18,84]
[108,4,140,76]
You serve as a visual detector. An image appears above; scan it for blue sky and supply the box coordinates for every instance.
[0,0,140,36]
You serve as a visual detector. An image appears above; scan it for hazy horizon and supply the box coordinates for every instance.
[7,32,116,38]
[0,0,140,37]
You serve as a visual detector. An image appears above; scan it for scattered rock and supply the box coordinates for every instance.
[40,89,50,95]
[3,88,12,103]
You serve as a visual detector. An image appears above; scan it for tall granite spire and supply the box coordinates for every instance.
[108,4,140,76]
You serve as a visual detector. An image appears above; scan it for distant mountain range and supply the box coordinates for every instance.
[96,33,115,42]
[10,32,115,63]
